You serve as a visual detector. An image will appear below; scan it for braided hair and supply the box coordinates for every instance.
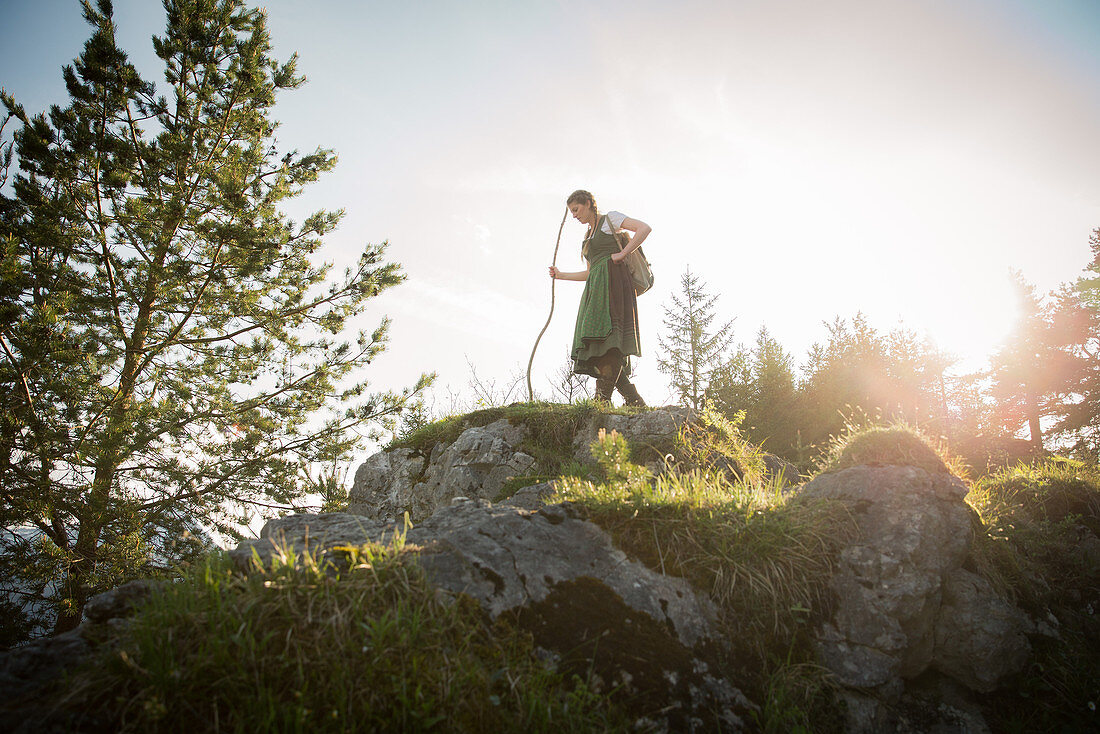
[567,189,601,257]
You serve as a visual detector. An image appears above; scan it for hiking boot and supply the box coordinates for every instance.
[595,377,616,404]
[616,376,646,407]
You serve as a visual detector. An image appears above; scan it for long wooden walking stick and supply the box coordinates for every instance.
[527,206,570,401]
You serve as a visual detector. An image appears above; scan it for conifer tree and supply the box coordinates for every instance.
[988,273,1084,451]
[657,267,735,410]
[707,327,800,460]
[1049,232,1100,457]
[798,314,958,449]
[0,0,431,637]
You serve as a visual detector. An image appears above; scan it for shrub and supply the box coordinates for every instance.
[669,407,767,486]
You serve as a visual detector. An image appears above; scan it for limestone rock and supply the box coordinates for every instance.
[763,453,800,489]
[348,419,536,522]
[0,627,92,702]
[838,677,993,734]
[800,465,973,692]
[231,512,393,568]
[572,407,694,465]
[500,481,557,510]
[932,568,1031,692]
[83,579,164,624]
[346,447,428,519]
[0,579,162,727]
[420,419,535,509]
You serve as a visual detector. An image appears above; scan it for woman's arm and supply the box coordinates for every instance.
[549,264,589,281]
[611,217,652,263]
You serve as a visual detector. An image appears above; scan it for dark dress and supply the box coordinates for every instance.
[571,215,642,377]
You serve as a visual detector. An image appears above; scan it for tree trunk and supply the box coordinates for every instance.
[1025,388,1044,452]
[52,516,102,633]
[53,253,160,632]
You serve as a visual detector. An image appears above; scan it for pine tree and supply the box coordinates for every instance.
[656,267,735,410]
[1050,231,1100,457]
[988,273,1084,451]
[0,0,431,637]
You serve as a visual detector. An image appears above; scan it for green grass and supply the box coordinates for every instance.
[815,420,963,478]
[45,409,1099,733]
[553,429,856,732]
[666,407,767,486]
[60,541,627,733]
[965,461,1100,732]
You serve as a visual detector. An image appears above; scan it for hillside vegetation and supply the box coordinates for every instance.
[9,405,1099,733]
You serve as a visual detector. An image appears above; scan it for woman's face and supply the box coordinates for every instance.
[569,200,593,225]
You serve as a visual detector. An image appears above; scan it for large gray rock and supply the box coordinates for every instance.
[932,568,1031,693]
[499,480,557,510]
[799,463,1031,731]
[800,466,991,691]
[0,627,92,702]
[419,420,536,508]
[348,419,536,521]
[346,447,428,519]
[572,407,694,466]
[233,501,754,730]
[763,453,801,489]
[0,580,164,732]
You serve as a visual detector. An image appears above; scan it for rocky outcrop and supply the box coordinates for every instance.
[348,418,536,521]
[233,500,754,730]
[347,409,701,522]
[5,407,1055,732]
[932,568,1031,693]
[570,407,694,466]
[800,464,1031,732]
[349,407,797,522]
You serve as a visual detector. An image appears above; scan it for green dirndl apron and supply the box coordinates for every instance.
[571,215,642,377]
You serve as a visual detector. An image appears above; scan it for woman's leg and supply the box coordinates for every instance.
[615,370,646,407]
[593,350,622,403]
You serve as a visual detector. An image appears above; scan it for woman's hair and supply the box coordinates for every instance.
[567,189,596,210]
[567,190,600,252]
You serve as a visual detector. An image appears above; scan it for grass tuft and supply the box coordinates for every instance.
[554,429,858,730]
[669,407,767,486]
[965,461,1100,732]
[816,420,961,477]
[61,542,625,733]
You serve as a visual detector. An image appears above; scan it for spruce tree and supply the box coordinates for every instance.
[0,0,431,637]
[707,327,800,460]
[656,267,735,410]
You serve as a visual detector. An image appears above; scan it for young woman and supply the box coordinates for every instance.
[548,189,652,405]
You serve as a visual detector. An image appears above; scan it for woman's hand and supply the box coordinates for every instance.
[610,252,625,264]
[548,266,559,279]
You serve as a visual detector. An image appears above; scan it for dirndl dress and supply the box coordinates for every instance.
[571,215,641,377]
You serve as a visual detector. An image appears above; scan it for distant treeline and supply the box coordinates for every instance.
[659,246,1100,472]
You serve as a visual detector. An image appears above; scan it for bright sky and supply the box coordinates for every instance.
[3,0,1099,418]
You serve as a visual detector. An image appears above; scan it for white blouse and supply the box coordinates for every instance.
[600,211,627,234]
